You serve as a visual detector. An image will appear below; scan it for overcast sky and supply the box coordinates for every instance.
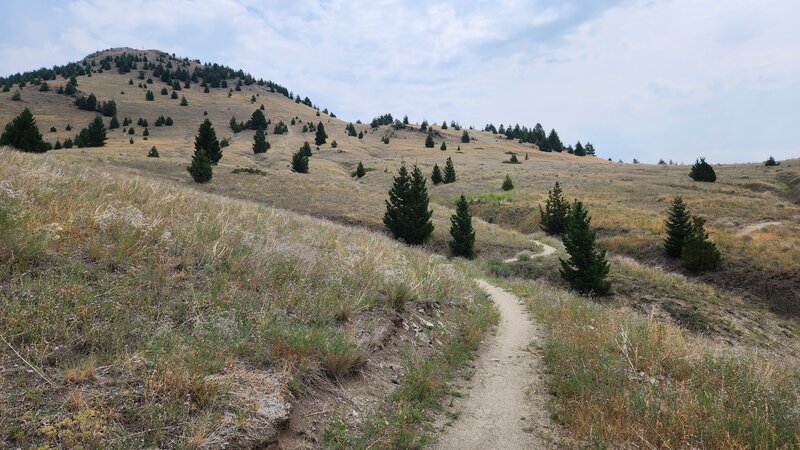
[1,0,798,163]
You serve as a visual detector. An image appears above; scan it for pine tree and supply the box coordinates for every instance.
[461,130,470,143]
[539,182,570,235]
[291,150,309,173]
[145,90,154,101]
[187,145,212,183]
[425,131,435,148]
[689,158,716,182]
[574,141,586,156]
[109,115,120,129]
[300,141,313,157]
[195,119,222,164]
[180,96,188,106]
[355,161,366,178]
[383,164,434,245]
[509,153,519,163]
[502,174,514,191]
[431,164,443,185]
[252,128,269,154]
[250,109,268,130]
[559,200,610,296]
[440,141,447,151]
[315,121,327,145]
[681,216,721,272]
[75,115,107,148]
[764,156,780,167]
[0,108,47,153]
[148,146,159,157]
[585,142,596,156]
[663,196,692,258]
[358,130,364,139]
[449,195,476,258]
[443,157,456,183]
[546,129,564,152]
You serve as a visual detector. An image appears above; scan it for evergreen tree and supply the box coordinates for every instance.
[75,115,107,148]
[145,90,154,101]
[443,157,456,183]
[461,130,470,143]
[300,141,313,157]
[440,141,447,151]
[358,130,364,139]
[585,142,596,156]
[148,146,159,157]
[449,195,476,258]
[171,91,178,99]
[431,164,443,185]
[441,121,448,129]
[180,96,188,106]
[689,158,716,182]
[291,150,309,173]
[425,131,435,148]
[346,122,357,136]
[383,165,434,245]
[681,216,721,272]
[355,161,366,178]
[559,200,610,296]
[539,181,570,235]
[546,129,564,152]
[250,109,268,130]
[252,128,269,154]
[187,145,212,183]
[765,156,780,167]
[502,174,514,191]
[403,115,409,125]
[574,141,586,156]
[663,196,692,258]
[509,153,519,163]
[0,108,47,153]
[195,119,222,164]
[315,121,327,145]
[161,87,169,95]
[109,115,120,129]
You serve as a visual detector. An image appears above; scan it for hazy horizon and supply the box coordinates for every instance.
[1,0,798,163]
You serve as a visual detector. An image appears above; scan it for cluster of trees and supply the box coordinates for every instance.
[346,122,358,136]
[154,115,174,127]
[273,121,288,134]
[75,94,117,117]
[383,164,476,258]
[430,157,456,185]
[230,109,269,133]
[689,158,716,182]
[482,122,596,156]
[370,113,394,128]
[538,182,610,295]
[664,197,721,271]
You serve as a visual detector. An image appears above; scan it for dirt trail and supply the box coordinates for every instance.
[504,238,558,263]
[433,280,556,449]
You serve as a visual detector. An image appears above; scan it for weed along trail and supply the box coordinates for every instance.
[434,280,556,449]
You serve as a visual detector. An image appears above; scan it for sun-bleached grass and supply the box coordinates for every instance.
[0,148,491,448]
[501,276,800,449]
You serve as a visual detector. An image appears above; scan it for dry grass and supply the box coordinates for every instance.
[503,276,800,449]
[0,148,492,447]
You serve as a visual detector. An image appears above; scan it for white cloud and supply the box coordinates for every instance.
[1,0,797,162]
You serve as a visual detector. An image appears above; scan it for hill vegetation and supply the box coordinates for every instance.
[1,47,798,448]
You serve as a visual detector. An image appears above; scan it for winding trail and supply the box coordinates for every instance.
[434,280,556,449]
[504,238,558,263]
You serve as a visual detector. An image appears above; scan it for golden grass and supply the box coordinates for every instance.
[0,148,493,447]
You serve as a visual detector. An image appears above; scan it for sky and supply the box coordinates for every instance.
[1,0,798,163]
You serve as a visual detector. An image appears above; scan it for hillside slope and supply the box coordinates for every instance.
[0,149,495,448]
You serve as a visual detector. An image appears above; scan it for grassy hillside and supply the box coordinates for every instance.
[0,149,495,448]
[2,47,799,448]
